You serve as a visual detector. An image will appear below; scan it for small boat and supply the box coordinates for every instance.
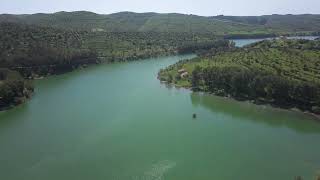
[193,113,197,119]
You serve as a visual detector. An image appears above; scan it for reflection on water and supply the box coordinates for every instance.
[1,54,320,180]
[190,92,320,134]
[0,104,30,130]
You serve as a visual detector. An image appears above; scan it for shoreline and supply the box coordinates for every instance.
[160,80,320,121]
[0,53,194,112]
[0,91,34,112]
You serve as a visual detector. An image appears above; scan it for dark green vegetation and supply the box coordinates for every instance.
[0,22,221,75]
[83,31,220,61]
[214,14,320,35]
[0,21,223,109]
[1,11,320,180]
[0,23,99,77]
[1,11,320,36]
[1,11,320,111]
[2,54,320,180]
[159,39,320,114]
[0,68,33,110]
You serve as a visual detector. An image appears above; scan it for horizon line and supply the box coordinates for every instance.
[1,10,319,17]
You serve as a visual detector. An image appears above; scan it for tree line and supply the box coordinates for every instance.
[0,22,225,110]
[159,39,320,114]
[192,65,320,113]
[0,68,33,110]
[0,23,223,76]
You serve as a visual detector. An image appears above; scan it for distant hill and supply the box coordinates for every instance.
[213,14,320,33]
[0,22,225,75]
[1,11,320,35]
[0,21,226,110]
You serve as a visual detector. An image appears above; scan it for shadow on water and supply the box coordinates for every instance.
[34,54,195,92]
[0,103,30,129]
[32,63,113,90]
[190,92,320,134]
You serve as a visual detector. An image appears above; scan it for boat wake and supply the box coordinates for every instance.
[136,160,177,180]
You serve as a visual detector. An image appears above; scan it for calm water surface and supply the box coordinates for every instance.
[0,54,320,180]
[233,36,319,47]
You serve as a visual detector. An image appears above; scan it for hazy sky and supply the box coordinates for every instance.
[1,0,320,16]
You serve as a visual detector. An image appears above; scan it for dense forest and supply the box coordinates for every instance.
[0,11,320,36]
[0,22,99,77]
[0,22,98,109]
[158,39,320,114]
[214,14,320,33]
[83,31,222,61]
[0,68,33,110]
[0,22,226,109]
[1,11,320,111]
[0,22,223,75]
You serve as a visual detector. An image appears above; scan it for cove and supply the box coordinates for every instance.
[0,54,320,180]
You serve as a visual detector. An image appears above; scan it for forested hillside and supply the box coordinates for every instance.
[0,68,33,110]
[0,22,224,75]
[1,11,320,36]
[0,22,99,77]
[214,14,320,33]
[83,31,223,61]
[0,22,226,109]
[158,39,320,114]
[1,11,320,111]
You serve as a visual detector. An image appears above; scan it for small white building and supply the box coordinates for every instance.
[178,69,186,73]
[180,72,189,78]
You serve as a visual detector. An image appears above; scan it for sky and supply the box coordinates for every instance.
[1,0,320,16]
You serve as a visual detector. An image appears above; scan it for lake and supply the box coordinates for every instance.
[233,36,319,47]
[0,53,320,179]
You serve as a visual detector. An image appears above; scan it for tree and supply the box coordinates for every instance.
[191,65,202,90]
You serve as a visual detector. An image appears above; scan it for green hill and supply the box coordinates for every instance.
[0,22,224,76]
[1,11,320,35]
[213,14,320,33]
[158,39,320,114]
[0,22,226,110]
[0,22,99,77]
[0,68,33,110]
[1,11,320,111]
